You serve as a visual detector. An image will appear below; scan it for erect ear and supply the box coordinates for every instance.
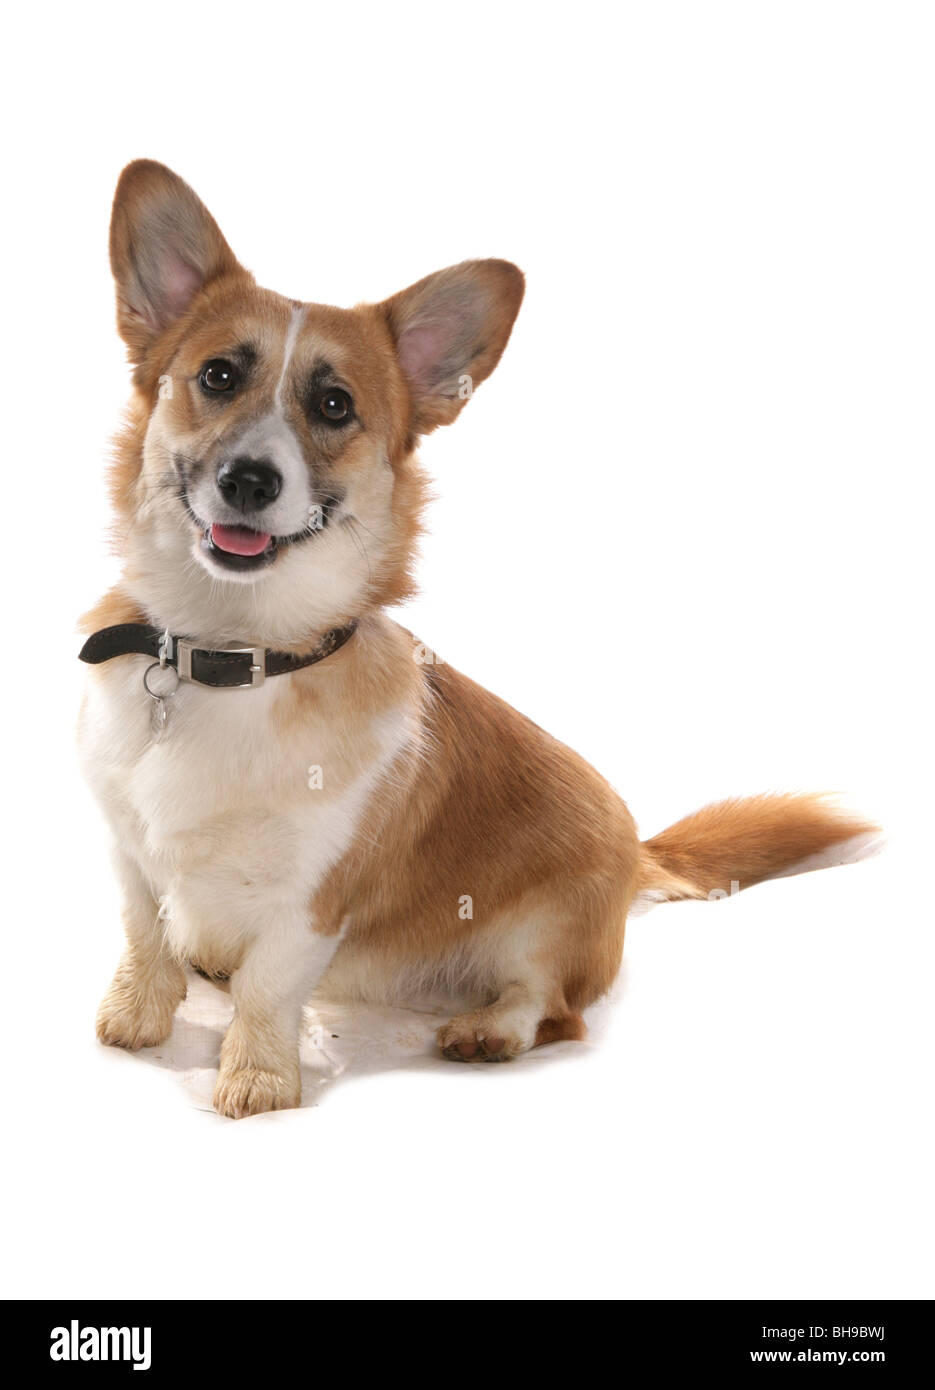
[380,259,525,435]
[109,159,245,358]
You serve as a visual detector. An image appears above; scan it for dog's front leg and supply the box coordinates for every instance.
[214,914,341,1119]
[97,851,187,1050]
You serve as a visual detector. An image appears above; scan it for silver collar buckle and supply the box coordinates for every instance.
[174,638,267,689]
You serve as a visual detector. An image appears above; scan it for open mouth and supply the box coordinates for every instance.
[180,484,343,574]
[202,522,278,572]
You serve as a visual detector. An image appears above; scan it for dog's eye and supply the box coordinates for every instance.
[200,359,237,393]
[319,389,352,423]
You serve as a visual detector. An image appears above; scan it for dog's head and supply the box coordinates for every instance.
[108,160,523,645]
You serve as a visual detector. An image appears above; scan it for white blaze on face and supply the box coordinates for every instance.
[275,306,306,410]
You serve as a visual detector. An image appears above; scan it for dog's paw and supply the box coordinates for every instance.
[96,989,176,1051]
[213,1065,301,1119]
[437,1015,519,1063]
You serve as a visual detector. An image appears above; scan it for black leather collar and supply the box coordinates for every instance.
[79,621,357,689]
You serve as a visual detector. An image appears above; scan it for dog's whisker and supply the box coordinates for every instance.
[345,515,372,584]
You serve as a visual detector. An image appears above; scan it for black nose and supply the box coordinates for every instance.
[216,458,282,512]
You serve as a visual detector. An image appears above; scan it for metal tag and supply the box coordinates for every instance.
[143,657,180,741]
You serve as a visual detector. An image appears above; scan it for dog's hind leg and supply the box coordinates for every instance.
[437,982,585,1062]
[435,890,626,1063]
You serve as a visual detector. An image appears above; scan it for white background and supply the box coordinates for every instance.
[1,1,932,1300]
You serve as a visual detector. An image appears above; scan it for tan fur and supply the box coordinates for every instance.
[82,161,879,1117]
[312,660,641,1014]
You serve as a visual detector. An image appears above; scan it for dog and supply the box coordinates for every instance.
[78,160,878,1118]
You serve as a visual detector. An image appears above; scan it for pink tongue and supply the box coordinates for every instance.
[211,523,272,556]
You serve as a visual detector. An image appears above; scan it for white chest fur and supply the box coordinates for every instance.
[78,655,412,965]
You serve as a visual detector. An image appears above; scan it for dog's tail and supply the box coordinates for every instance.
[636,793,881,907]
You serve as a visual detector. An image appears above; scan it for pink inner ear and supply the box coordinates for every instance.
[397,321,452,391]
[156,252,204,325]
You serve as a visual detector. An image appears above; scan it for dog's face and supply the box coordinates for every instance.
[109,161,523,644]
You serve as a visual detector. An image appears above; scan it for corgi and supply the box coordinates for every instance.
[79,160,878,1118]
